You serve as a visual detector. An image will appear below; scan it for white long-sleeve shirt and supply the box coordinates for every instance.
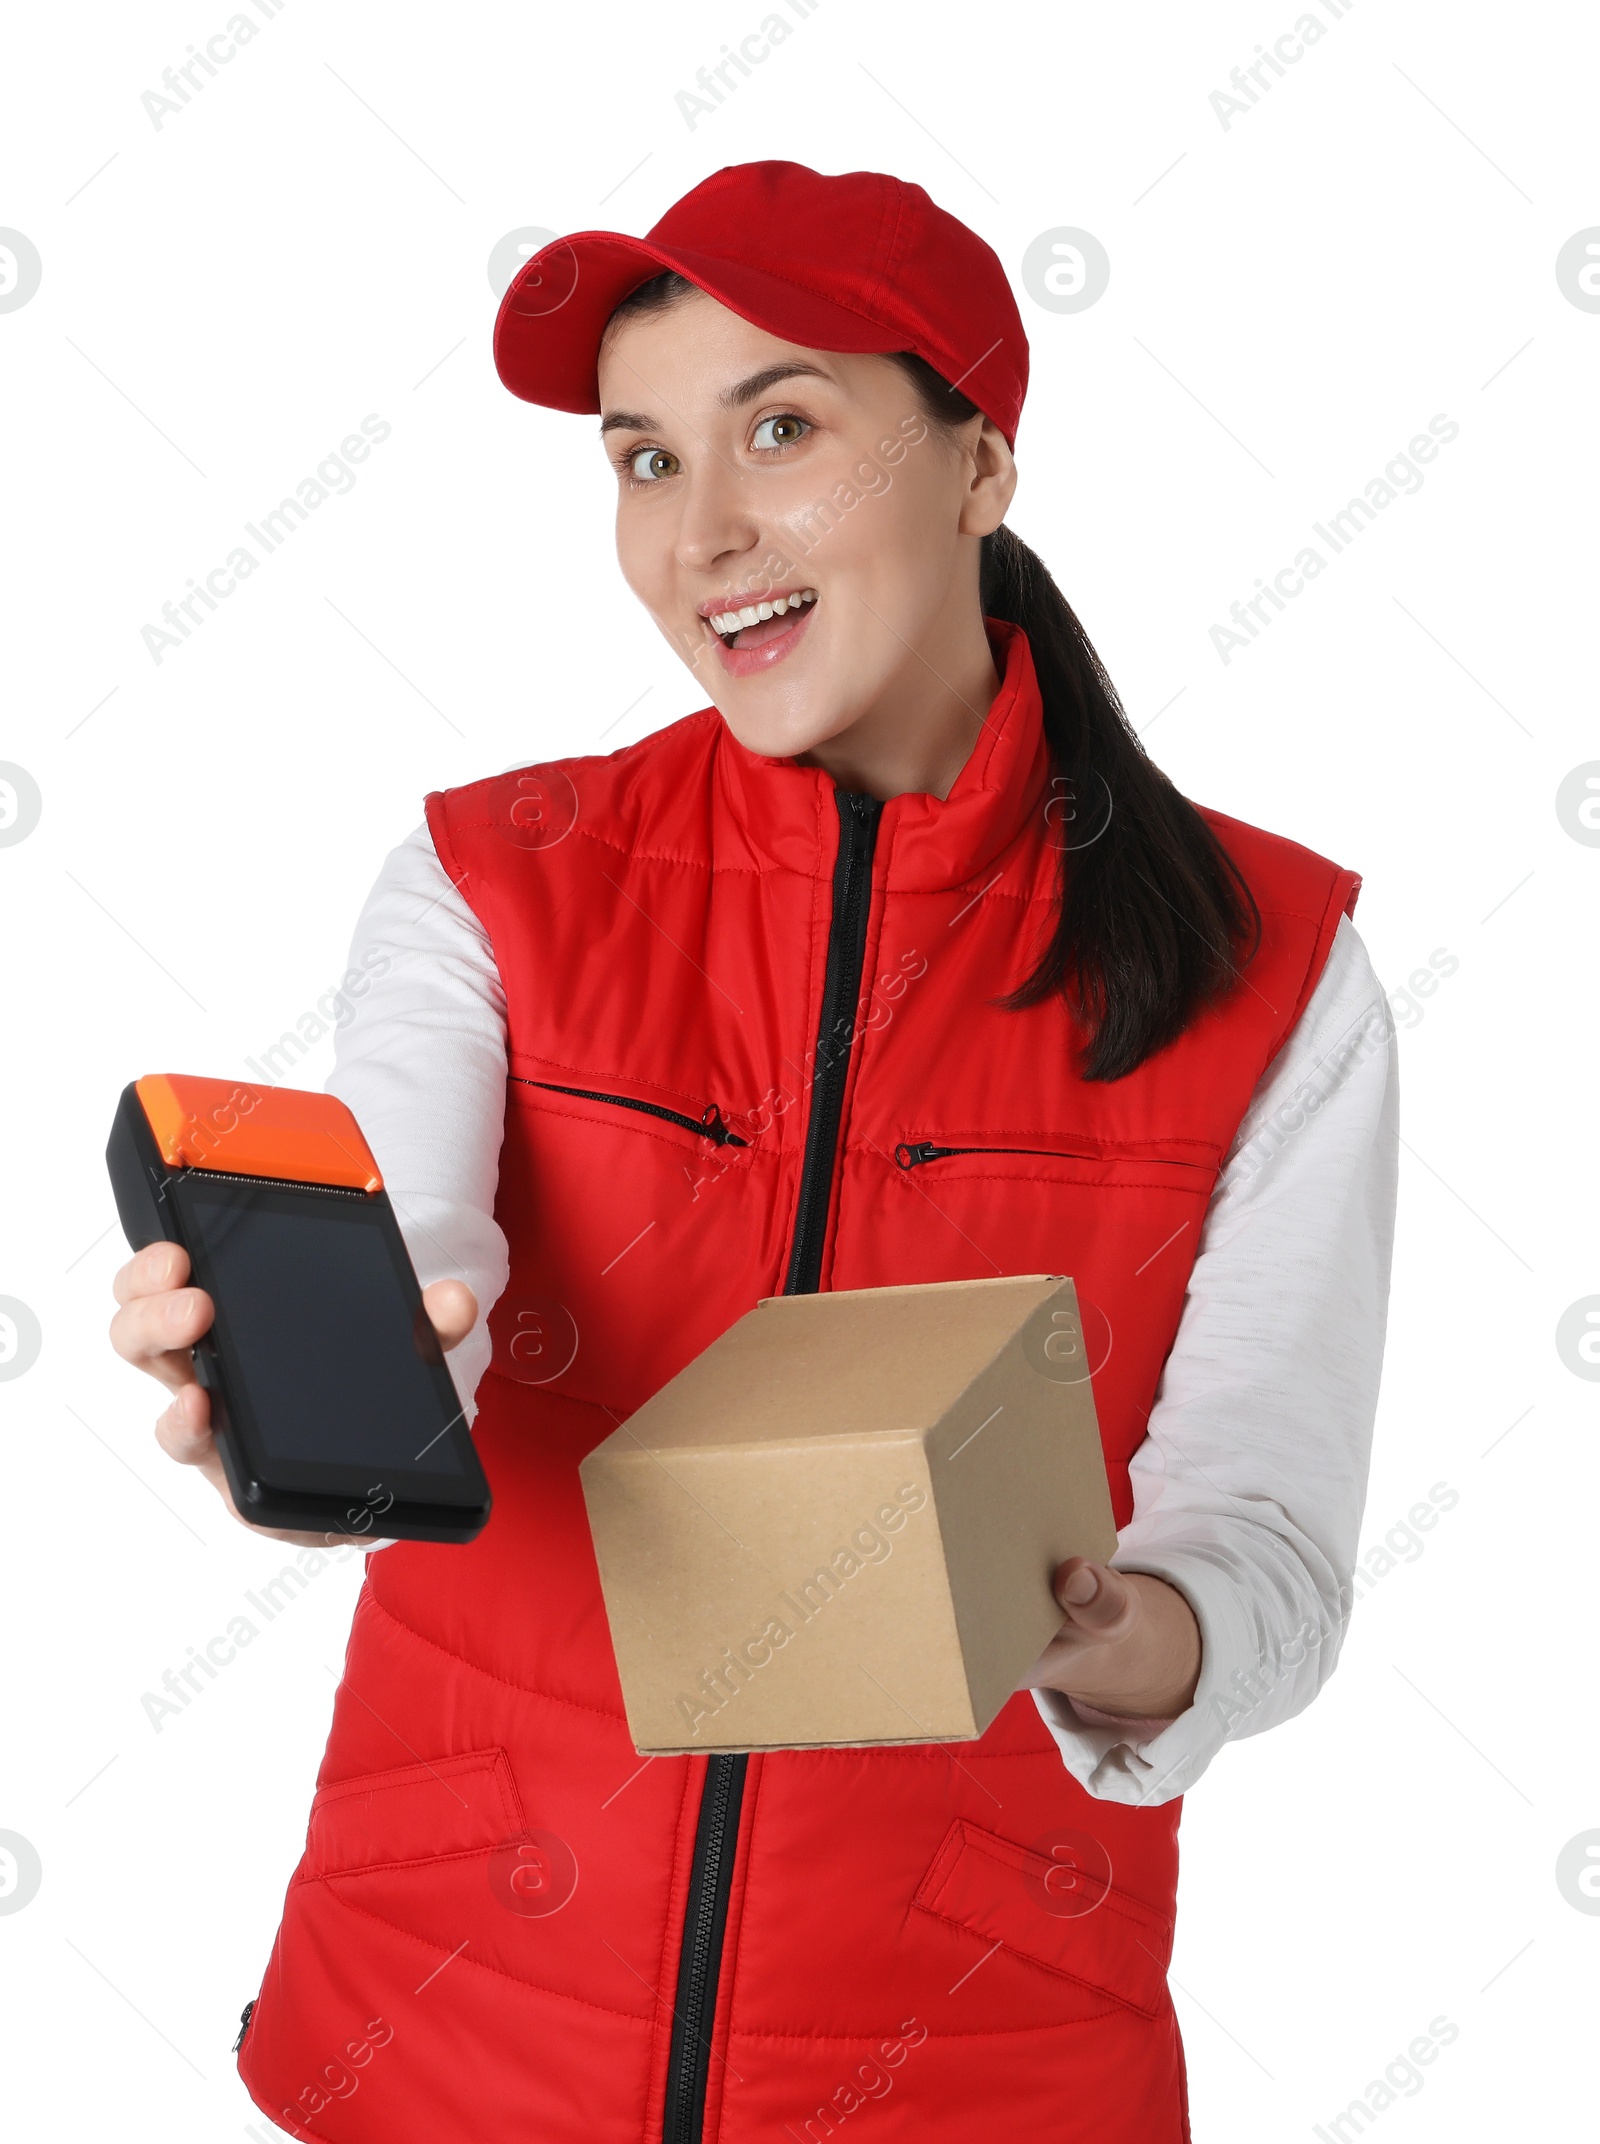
[327,822,1399,1808]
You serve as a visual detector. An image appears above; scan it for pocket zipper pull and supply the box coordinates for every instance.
[895,1141,946,1169]
[232,1999,255,2054]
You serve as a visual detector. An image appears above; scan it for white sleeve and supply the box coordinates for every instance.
[1030,913,1400,1804]
[324,822,510,1537]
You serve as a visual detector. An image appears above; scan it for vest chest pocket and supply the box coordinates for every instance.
[514,1078,749,1152]
[495,1074,781,1412]
[877,1133,1218,1293]
[892,1133,1218,1193]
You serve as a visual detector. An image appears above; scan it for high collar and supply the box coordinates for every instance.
[713,617,1052,893]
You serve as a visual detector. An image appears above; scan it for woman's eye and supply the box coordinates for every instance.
[752,414,809,451]
[627,446,680,482]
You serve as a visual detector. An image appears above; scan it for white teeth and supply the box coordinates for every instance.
[707,588,818,636]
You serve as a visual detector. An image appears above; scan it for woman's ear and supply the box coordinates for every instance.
[959,416,1018,539]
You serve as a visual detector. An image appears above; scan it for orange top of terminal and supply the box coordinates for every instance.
[135,1074,383,1193]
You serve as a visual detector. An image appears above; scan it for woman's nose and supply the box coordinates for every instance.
[673,467,761,579]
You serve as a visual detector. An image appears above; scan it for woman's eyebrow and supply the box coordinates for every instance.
[718,360,833,409]
[597,361,834,438]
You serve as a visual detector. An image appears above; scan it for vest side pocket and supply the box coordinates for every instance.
[302,1747,526,1880]
[911,1818,1173,2019]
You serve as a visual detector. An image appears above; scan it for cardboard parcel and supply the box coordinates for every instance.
[579,1274,1117,1755]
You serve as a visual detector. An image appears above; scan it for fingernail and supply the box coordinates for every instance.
[1061,1566,1098,1606]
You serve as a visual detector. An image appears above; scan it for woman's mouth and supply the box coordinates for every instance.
[701,586,819,676]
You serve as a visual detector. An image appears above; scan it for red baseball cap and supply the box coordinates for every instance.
[493,160,1029,448]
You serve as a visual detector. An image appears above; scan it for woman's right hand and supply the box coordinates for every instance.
[108,1240,478,1548]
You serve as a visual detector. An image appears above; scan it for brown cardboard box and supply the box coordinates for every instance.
[579,1273,1117,1754]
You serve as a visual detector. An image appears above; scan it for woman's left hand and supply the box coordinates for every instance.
[1022,1559,1203,1722]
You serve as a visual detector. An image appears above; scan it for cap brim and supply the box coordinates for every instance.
[493,230,910,413]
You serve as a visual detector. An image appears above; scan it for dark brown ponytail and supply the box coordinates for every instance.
[895,353,1261,1081]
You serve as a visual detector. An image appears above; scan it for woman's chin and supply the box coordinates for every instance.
[721,696,864,761]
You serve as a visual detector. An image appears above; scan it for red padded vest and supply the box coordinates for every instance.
[239,621,1359,2144]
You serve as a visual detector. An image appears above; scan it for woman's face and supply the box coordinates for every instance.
[596,287,1016,764]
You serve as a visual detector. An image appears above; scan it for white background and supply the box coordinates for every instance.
[1,1,1595,2137]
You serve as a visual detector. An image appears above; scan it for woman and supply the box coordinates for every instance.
[110,161,1397,2142]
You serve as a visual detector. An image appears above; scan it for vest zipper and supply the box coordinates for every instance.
[513,1079,748,1148]
[783,790,883,1294]
[661,1741,748,2144]
[895,1138,1215,1172]
[896,1138,1099,1168]
[660,785,882,2144]
[232,1999,254,2053]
